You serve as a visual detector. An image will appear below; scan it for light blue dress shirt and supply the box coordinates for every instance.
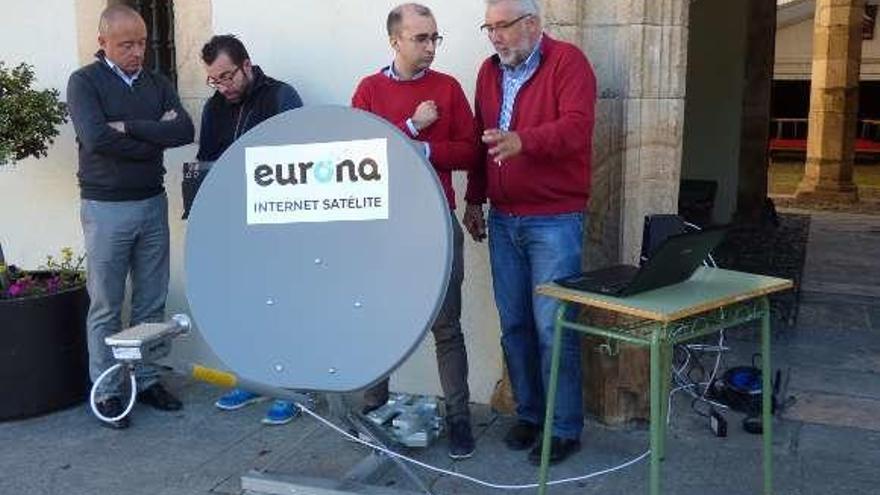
[104,57,142,88]
[498,38,542,131]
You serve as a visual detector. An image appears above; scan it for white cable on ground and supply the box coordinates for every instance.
[294,401,649,490]
[701,329,725,401]
[85,362,648,488]
[89,363,137,423]
[668,329,729,424]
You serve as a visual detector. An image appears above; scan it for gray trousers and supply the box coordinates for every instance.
[364,213,471,422]
[81,193,170,400]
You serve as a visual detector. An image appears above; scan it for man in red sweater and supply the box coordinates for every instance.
[463,0,597,465]
[351,2,479,460]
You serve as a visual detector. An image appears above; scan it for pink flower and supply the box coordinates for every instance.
[1,253,86,300]
[7,281,25,298]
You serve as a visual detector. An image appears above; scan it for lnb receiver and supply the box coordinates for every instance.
[105,314,191,364]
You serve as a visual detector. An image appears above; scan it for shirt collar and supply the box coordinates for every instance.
[102,55,142,86]
[384,61,428,81]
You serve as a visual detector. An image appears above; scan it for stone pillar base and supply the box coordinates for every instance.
[581,337,650,426]
[794,184,859,203]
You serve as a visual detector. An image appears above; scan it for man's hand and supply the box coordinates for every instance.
[411,100,439,131]
[107,121,125,133]
[161,109,178,122]
[463,204,487,242]
[482,128,522,163]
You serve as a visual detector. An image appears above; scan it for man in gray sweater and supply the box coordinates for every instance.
[67,4,194,429]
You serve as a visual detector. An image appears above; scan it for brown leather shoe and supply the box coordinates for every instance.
[137,384,182,411]
[503,421,541,450]
[528,436,581,465]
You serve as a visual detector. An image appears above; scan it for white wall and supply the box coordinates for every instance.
[209,0,503,404]
[212,0,490,107]
[0,0,82,267]
[776,13,880,80]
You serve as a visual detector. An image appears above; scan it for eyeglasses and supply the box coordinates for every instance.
[407,33,444,47]
[479,14,532,35]
[206,66,242,89]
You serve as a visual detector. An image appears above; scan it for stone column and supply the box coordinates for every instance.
[74,0,106,66]
[737,0,777,222]
[589,0,689,425]
[579,1,689,268]
[543,0,583,44]
[795,0,864,202]
[173,0,215,137]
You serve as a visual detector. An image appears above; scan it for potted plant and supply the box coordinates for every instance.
[0,249,90,420]
[1,61,84,421]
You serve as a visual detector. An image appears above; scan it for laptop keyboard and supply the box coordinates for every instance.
[555,265,639,294]
[599,280,630,292]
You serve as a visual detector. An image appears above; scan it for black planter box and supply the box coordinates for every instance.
[0,284,90,421]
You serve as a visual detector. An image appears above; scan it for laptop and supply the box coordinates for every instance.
[555,227,728,297]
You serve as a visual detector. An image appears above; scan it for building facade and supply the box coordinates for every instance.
[4,0,782,407]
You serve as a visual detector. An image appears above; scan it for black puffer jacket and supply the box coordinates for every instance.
[196,66,302,161]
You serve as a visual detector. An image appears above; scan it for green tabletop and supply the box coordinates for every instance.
[537,267,793,323]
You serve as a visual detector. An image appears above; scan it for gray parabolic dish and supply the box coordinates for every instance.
[185,105,451,392]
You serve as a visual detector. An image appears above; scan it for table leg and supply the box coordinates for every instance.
[657,335,672,461]
[761,297,773,495]
[650,329,662,495]
[538,304,567,495]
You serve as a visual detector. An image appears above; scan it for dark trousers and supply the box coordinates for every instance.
[364,213,471,422]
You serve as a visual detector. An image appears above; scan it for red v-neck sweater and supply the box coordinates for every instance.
[352,69,478,208]
[465,35,597,216]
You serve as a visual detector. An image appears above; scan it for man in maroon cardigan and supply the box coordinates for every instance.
[352,2,479,460]
[463,0,597,466]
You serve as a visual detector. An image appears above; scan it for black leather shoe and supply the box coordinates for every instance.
[137,384,182,411]
[528,436,581,466]
[503,421,541,450]
[95,397,130,429]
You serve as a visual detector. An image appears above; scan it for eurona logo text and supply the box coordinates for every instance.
[254,158,382,187]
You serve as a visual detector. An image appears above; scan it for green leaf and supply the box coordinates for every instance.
[0,61,69,163]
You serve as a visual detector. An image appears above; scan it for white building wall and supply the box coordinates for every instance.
[0,0,82,268]
[1,0,506,405]
[776,13,880,80]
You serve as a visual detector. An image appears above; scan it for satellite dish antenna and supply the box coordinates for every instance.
[185,105,451,392]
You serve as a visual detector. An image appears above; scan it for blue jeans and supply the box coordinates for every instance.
[488,209,585,440]
[81,194,170,401]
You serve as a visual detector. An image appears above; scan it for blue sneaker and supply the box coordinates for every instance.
[215,389,265,411]
[262,400,300,425]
